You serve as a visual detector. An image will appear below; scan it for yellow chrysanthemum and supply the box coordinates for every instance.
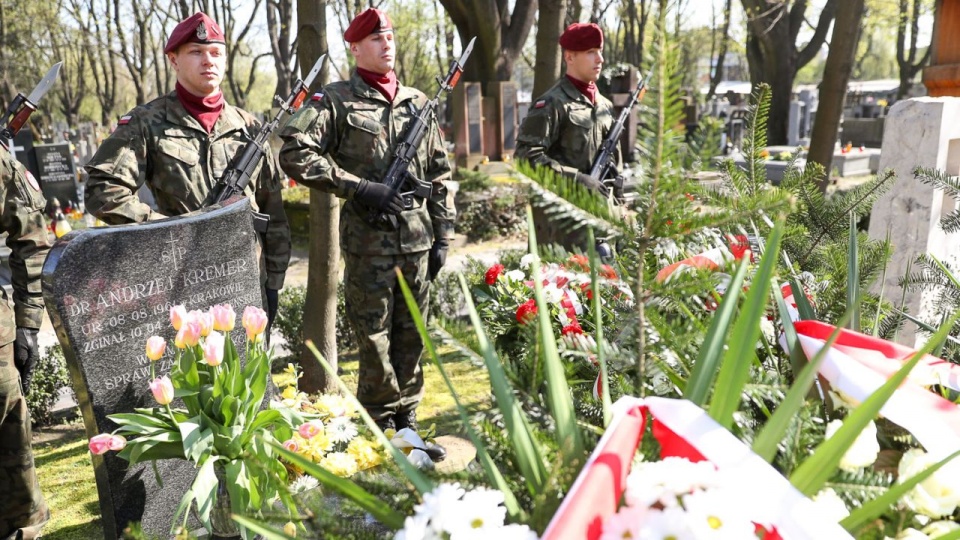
[347,438,384,471]
[281,386,299,401]
[319,452,359,477]
[313,394,357,419]
[293,431,333,462]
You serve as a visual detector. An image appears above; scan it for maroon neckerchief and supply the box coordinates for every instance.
[357,67,399,103]
[176,82,225,133]
[566,74,597,105]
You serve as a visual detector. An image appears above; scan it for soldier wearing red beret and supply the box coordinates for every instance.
[517,22,624,198]
[279,8,453,461]
[85,12,291,326]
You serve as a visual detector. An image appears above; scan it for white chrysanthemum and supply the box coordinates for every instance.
[599,503,646,540]
[640,506,692,540]
[682,488,757,539]
[894,528,930,540]
[824,419,879,472]
[394,511,435,540]
[327,416,359,444]
[812,488,850,523]
[520,254,536,268]
[505,269,526,282]
[498,524,539,540]
[289,474,319,495]
[625,457,719,508]
[442,488,507,537]
[898,449,960,518]
[415,483,466,533]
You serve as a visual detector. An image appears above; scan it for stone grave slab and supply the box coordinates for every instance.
[832,152,872,177]
[34,142,80,208]
[42,198,265,539]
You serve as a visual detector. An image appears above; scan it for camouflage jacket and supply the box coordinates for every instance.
[516,77,622,179]
[84,92,291,289]
[0,145,51,346]
[278,71,455,256]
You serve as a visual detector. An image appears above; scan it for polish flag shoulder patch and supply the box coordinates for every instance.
[311,93,324,102]
[117,115,133,126]
[24,170,40,192]
[534,100,546,109]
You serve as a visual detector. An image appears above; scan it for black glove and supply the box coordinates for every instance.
[428,240,448,281]
[612,174,627,203]
[14,327,39,396]
[575,172,609,197]
[354,179,404,215]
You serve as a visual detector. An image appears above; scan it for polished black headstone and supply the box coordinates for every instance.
[33,142,79,208]
[42,198,265,540]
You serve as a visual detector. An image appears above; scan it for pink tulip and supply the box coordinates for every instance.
[170,305,188,331]
[196,311,215,337]
[282,439,299,452]
[145,336,166,361]
[175,321,202,349]
[297,420,323,439]
[203,332,225,367]
[109,435,127,451]
[242,306,268,340]
[149,376,174,405]
[89,433,114,455]
[210,304,236,332]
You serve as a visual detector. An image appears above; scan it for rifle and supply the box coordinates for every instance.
[366,37,477,231]
[588,66,653,196]
[1,62,62,143]
[209,54,327,210]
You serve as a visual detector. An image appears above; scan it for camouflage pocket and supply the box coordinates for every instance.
[343,112,382,161]
[565,108,594,156]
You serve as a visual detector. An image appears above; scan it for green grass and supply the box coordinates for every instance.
[35,343,489,539]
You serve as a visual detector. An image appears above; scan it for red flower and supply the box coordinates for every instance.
[600,264,618,280]
[485,264,505,285]
[567,254,590,271]
[555,274,570,288]
[562,323,584,335]
[727,234,752,262]
[580,281,594,300]
[516,299,538,324]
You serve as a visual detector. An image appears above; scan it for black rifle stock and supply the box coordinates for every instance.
[588,67,653,194]
[366,37,476,231]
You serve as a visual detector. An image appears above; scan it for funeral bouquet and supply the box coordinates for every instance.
[273,363,385,478]
[87,303,303,539]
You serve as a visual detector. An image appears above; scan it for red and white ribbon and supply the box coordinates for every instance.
[787,321,960,458]
[542,396,852,540]
[655,246,734,283]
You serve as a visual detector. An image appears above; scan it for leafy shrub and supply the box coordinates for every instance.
[27,344,71,426]
[456,185,528,242]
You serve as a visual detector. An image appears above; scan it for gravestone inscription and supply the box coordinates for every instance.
[33,142,79,207]
[42,198,265,540]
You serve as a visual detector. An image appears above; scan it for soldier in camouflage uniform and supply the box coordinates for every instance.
[0,143,52,540]
[84,12,291,321]
[516,22,623,196]
[279,8,454,451]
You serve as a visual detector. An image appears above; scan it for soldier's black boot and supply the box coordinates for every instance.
[375,415,395,432]
[396,410,447,462]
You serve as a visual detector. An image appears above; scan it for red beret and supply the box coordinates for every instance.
[344,8,392,43]
[559,23,603,51]
[164,12,226,54]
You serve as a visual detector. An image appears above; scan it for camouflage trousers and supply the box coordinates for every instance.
[343,250,429,421]
[0,343,49,540]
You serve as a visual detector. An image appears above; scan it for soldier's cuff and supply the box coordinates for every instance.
[15,306,44,330]
[559,165,581,180]
[266,272,286,291]
[337,169,365,199]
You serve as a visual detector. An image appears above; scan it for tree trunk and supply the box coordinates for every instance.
[532,0,566,99]
[705,0,731,102]
[438,0,538,84]
[810,0,866,192]
[296,0,340,394]
[741,0,838,145]
[895,0,932,99]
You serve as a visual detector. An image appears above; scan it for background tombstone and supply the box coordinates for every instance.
[3,128,39,178]
[483,81,519,161]
[607,67,640,163]
[33,142,80,209]
[452,82,486,168]
[867,97,960,346]
[42,198,265,539]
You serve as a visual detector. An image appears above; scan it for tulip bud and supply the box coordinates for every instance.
[109,435,127,451]
[283,522,297,537]
[196,311,215,337]
[210,304,236,332]
[175,321,202,349]
[242,306,268,340]
[145,336,166,361]
[149,376,174,405]
[282,439,300,452]
[169,305,188,331]
[88,433,114,455]
[203,332,225,367]
[297,420,323,439]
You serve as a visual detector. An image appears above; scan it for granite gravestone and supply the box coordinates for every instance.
[42,198,265,540]
[33,142,79,208]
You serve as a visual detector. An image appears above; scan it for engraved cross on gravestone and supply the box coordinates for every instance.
[42,198,266,539]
